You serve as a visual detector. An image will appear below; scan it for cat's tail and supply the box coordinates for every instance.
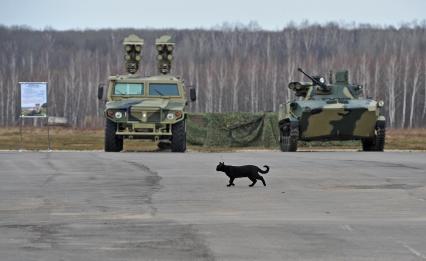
[258,165,269,174]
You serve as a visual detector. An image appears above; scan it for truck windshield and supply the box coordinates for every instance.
[149,83,179,96]
[114,83,144,95]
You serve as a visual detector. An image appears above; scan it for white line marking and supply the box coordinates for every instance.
[399,241,426,259]
[341,225,353,231]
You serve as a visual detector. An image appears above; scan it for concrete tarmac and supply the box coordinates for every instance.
[0,151,425,260]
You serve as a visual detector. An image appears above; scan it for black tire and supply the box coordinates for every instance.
[362,122,385,152]
[279,122,298,152]
[171,120,186,152]
[373,124,385,151]
[104,119,123,152]
[361,138,373,151]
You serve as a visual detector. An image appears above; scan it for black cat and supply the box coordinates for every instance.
[216,162,269,187]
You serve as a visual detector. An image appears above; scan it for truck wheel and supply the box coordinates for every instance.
[280,122,298,152]
[105,119,123,152]
[171,120,186,152]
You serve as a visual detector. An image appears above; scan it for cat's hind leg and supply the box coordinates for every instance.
[258,176,266,186]
[248,177,257,187]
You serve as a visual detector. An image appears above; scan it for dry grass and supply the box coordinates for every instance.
[0,127,104,151]
[192,128,426,152]
[385,128,426,150]
[0,127,425,151]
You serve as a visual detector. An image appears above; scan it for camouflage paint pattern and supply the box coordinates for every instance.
[104,36,188,138]
[298,100,378,140]
[279,70,385,141]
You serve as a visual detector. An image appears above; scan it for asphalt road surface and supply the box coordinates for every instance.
[1,151,426,261]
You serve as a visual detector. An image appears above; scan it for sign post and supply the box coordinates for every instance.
[19,82,50,151]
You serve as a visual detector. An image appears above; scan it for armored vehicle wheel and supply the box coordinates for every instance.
[362,122,385,152]
[373,122,385,151]
[280,122,299,152]
[171,120,186,152]
[105,119,123,152]
[361,138,373,151]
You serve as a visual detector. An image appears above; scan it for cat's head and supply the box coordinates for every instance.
[216,162,225,171]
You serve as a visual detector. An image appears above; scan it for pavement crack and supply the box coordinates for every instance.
[42,160,62,186]
[125,161,162,216]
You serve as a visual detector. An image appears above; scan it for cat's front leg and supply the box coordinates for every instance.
[227,177,235,187]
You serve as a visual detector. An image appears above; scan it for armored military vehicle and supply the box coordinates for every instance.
[278,68,385,152]
[98,34,196,152]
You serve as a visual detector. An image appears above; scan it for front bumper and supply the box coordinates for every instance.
[116,122,173,137]
[105,107,184,138]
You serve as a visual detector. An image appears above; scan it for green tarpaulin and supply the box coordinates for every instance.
[187,113,279,148]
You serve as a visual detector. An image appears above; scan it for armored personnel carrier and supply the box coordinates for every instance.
[278,68,385,152]
[98,34,196,152]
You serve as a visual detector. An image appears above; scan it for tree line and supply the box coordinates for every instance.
[0,23,425,128]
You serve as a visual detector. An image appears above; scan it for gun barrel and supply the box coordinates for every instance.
[297,68,327,89]
[298,68,318,84]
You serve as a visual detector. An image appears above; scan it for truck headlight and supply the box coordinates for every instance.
[167,113,175,120]
[377,100,384,107]
[115,111,123,119]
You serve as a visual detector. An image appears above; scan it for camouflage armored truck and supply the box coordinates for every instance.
[278,68,385,152]
[98,34,196,152]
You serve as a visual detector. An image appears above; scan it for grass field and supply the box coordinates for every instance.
[1,127,425,151]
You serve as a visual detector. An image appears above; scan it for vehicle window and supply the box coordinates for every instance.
[149,83,179,96]
[114,83,144,95]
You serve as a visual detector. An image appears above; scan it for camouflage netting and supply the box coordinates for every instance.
[187,113,280,148]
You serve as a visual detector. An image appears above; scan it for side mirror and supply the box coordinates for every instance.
[97,84,104,100]
[189,88,196,102]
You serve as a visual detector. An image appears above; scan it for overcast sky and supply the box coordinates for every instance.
[1,0,425,30]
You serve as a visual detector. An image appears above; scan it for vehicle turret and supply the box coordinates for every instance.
[155,35,175,75]
[297,68,329,91]
[278,68,386,152]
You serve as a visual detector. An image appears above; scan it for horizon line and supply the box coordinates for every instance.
[1,19,426,32]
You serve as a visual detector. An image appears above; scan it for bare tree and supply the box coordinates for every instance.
[231,59,241,112]
[386,55,398,128]
[0,25,426,128]
[401,54,409,128]
[409,58,421,128]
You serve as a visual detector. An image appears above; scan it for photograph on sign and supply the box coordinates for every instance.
[20,82,47,117]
